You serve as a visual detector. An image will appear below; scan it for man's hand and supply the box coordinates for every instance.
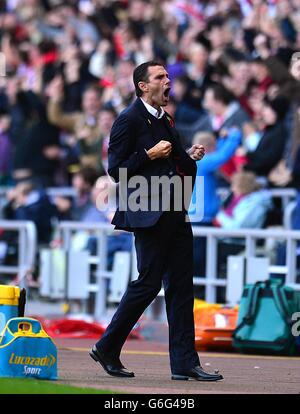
[147,140,172,160]
[54,196,72,213]
[187,144,205,161]
[43,145,62,160]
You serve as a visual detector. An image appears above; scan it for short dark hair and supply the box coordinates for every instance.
[206,16,225,33]
[250,56,267,66]
[83,83,103,98]
[207,83,235,105]
[263,95,290,121]
[133,61,165,97]
[77,166,99,187]
[101,104,118,119]
[194,33,211,53]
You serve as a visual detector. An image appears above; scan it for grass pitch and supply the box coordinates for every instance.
[0,378,115,394]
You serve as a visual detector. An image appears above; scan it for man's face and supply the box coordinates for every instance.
[203,89,219,114]
[98,110,115,135]
[72,174,90,193]
[261,104,277,125]
[82,90,101,117]
[189,43,208,68]
[139,65,171,108]
[229,62,250,84]
[207,26,225,49]
[250,62,268,82]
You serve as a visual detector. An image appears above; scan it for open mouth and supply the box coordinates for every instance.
[163,87,171,99]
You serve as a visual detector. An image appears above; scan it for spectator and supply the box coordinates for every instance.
[267,51,300,186]
[189,127,242,278]
[189,127,242,225]
[3,179,58,244]
[0,110,12,185]
[243,95,290,177]
[71,175,132,269]
[205,16,232,59]
[98,107,117,173]
[221,52,253,116]
[275,146,300,282]
[249,57,273,94]
[54,166,99,221]
[291,146,300,231]
[214,171,272,230]
[12,94,61,187]
[169,34,215,124]
[0,76,27,149]
[47,77,105,174]
[177,82,249,147]
[102,60,136,113]
[202,83,250,133]
[171,75,204,125]
[214,170,272,284]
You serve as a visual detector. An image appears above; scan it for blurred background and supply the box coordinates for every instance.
[0,0,300,325]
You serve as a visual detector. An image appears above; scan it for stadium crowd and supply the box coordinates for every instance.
[0,0,300,286]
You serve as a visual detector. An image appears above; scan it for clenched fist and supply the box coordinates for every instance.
[187,144,205,161]
[147,140,172,160]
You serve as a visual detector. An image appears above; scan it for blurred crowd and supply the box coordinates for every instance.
[0,0,300,283]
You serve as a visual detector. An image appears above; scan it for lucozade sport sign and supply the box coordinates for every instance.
[0,318,57,380]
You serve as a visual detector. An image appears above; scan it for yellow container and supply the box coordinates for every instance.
[193,299,221,312]
[0,286,20,333]
[0,286,20,306]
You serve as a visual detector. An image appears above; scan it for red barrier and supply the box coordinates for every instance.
[31,316,143,340]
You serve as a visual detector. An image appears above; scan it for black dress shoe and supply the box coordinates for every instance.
[172,365,223,381]
[89,346,135,378]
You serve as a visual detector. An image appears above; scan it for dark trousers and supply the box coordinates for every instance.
[96,210,200,373]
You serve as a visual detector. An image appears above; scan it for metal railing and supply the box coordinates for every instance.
[0,186,296,209]
[0,187,77,198]
[56,221,300,318]
[58,221,115,320]
[217,187,296,209]
[192,226,300,303]
[0,220,37,288]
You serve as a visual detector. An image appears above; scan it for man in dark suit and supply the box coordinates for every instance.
[90,61,223,382]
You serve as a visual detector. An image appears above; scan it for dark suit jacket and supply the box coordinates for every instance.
[108,98,197,230]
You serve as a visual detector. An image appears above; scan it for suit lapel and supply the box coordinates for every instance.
[134,98,155,126]
[134,98,161,144]
[162,113,176,139]
[134,99,181,147]
[162,112,182,149]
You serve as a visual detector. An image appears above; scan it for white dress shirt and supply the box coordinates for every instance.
[141,98,165,119]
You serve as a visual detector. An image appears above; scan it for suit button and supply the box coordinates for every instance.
[169,171,173,175]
